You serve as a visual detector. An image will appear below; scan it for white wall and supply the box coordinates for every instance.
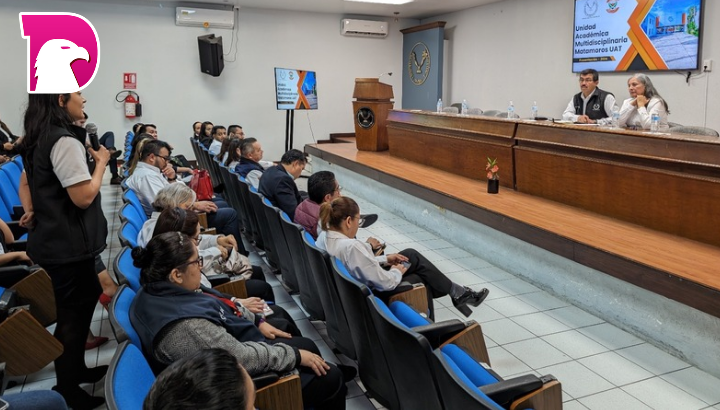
[426,0,720,131]
[0,0,415,159]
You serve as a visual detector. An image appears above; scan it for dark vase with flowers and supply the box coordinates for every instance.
[487,179,499,194]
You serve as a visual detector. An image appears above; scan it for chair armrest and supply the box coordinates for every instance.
[255,373,302,410]
[0,309,63,376]
[9,268,56,326]
[410,320,467,348]
[387,284,428,316]
[207,274,230,287]
[214,278,248,299]
[509,376,562,410]
[252,372,280,389]
[439,322,491,366]
[480,374,544,408]
[197,212,209,229]
[0,265,34,289]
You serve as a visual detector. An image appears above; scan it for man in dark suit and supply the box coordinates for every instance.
[258,149,306,220]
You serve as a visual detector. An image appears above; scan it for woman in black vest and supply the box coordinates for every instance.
[18,92,109,410]
[131,232,350,410]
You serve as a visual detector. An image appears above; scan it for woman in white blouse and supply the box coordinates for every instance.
[321,196,489,318]
[618,73,669,130]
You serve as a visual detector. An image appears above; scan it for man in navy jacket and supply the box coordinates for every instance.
[258,149,306,220]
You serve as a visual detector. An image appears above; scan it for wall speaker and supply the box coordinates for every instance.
[198,34,224,77]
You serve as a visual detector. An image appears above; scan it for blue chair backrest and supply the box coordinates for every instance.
[114,246,141,292]
[388,300,431,328]
[119,221,139,248]
[436,349,505,410]
[12,155,23,170]
[303,230,316,247]
[0,162,21,192]
[122,189,147,220]
[0,171,21,211]
[111,286,142,349]
[120,203,145,231]
[105,341,155,410]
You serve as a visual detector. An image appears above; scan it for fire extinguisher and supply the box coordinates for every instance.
[116,91,142,118]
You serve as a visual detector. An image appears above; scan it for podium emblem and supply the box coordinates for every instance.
[407,42,431,86]
[356,107,375,129]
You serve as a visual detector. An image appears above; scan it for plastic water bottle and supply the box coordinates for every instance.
[461,99,468,116]
[650,113,659,132]
[436,99,443,113]
[507,101,515,119]
[531,101,538,119]
[612,108,620,128]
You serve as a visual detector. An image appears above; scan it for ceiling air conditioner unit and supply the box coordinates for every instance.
[176,7,235,30]
[341,19,388,38]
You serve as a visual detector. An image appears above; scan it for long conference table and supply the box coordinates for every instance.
[386,109,720,249]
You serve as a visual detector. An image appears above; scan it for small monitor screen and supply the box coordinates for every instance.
[274,68,318,110]
[572,0,702,72]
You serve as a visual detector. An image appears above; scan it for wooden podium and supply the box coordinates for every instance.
[352,78,394,151]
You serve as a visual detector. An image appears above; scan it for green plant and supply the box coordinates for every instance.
[486,157,499,180]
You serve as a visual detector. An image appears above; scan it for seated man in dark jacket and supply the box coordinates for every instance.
[234,138,265,189]
[258,149,306,220]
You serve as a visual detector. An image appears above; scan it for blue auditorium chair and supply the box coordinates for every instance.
[105,341,155,410]
[113,246,141,292]
[122,189,147,220]
[119,203,145,232]
[108,284,142,349]
[118,221,139,248]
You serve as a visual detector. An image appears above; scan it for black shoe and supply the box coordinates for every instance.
[110,149,123,159]
[452,287,489,317]
[52,385,105,410]
[79,365,108,384]
[359,214,378,228]
[110,176,123,185]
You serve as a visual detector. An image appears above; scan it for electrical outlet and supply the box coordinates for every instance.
[703,59,712,72]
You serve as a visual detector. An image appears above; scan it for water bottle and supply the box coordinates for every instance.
[531,101,538,119]
[461,99,468,116]
[436,98,443,113]
[507,101,515,119]
[650,113,659,132]
[612,108,620,128]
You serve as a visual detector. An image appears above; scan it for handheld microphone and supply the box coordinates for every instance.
[378,72,393,79]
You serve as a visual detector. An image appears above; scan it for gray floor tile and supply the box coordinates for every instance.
[579,388,653,410]
[471,265,517,282]
[511,311,572,337]
[493,277,541,296]
[346,395,378,410]
[416,238,454,250]
[486,346,532,378]
[577,323,644,350]
[579,351,654,386]
[545,306,604,329]
[621,377,708,410]
[481,318,536,345]
[541,330,609,360]
[453,256,493,270]
[616,343,691,375]
[485,295,538,317]
[520,291,571,311]
[562,400,590,410]
[431,259,465,273]
[438,247,473,260]
[504,338,572,370]
[463,302,505,324]
[537,361,614,399]
[446,270,487,285]
[660,367,720,405]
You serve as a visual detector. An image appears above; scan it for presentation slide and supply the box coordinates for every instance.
[275,68,318,110]
[573,0,701,72]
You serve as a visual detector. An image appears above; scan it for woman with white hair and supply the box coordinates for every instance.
[618,73,669,130]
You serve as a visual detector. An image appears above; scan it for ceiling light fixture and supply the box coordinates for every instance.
[344,0,414,5]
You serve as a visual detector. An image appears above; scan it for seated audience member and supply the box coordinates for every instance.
[133,123,144,136]
[137,124,158,139]
[192,121,202,140]
[216,135,236,164]
[562,68,617,125]
[198,121,214,148]
[0,217,33,287]
[125,140,245,252]
[294,171,339,239]
[208,125,227,157]
[143,349,255,410]
[131,232,350,410]
[224,138,243,169]
[321,197,489,318]
[234,138,265,188]
[1,390,69,410]
[258,149,306,220]
[127,133,154,175]
[0,115,19,156]
[618,73,669,130]
[228,124,245,140]
[86,123,122,185]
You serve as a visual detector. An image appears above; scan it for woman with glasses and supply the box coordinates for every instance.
[618,73,670,130]
[320,197,489,319]
[131,232,351,410]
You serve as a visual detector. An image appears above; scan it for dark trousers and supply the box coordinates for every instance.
[269,336,347,410]
[43,258,102,390]
[399,248,453,319]
[208,198,247,255]
[99,132,118,178]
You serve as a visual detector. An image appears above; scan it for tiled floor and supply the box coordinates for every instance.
[6,175,720,410]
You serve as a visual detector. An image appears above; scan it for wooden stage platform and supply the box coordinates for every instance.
[305,140,720,319]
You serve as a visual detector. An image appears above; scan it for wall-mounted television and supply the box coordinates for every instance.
[572,0,703,72]
[274,68,318,110]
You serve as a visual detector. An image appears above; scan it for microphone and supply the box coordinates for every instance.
[378,72,393,80]
[86,123,98,135]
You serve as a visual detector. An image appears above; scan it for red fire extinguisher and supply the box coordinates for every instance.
[116,91,142,118]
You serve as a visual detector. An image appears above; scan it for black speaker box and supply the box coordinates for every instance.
[198,34,224,77]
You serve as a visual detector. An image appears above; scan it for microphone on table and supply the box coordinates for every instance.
[378,72,393,80]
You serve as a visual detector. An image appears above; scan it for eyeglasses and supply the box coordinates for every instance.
[177,256,203,269]
[334,185,343,193]
[157,154,171,162]
[354,215,365,226]
[190,235,200,244]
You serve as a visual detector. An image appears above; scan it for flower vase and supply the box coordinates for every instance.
[487,179,499,194]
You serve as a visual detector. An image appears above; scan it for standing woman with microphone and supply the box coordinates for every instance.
[17,92,109,410]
